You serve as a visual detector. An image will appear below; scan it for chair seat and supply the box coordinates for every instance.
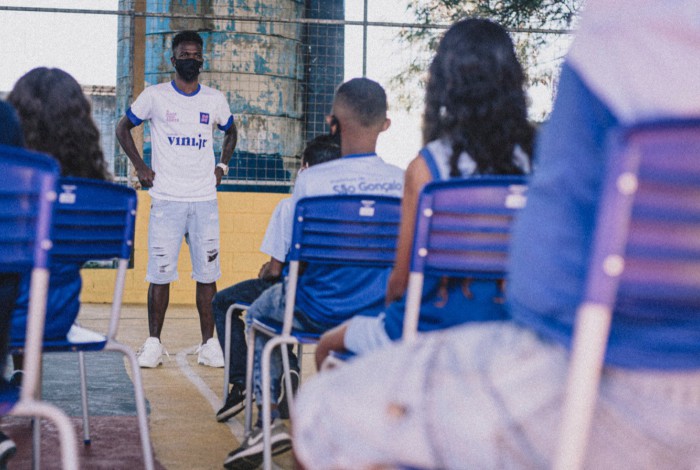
[251,318,321,344]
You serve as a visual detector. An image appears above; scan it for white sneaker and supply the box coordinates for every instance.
[137,337,165,368]
[197,338,225,368]
[0,431,17,468]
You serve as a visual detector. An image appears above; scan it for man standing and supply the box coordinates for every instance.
[116,30,237,368]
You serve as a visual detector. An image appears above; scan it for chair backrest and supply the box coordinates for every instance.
[53,177,138,340]
[288,194,402,266]
[0,144,58,273]
[410,176,528,278]
[554,119,700,470]
[0,144,59,402]
[586,120,700,313]
[402,176,528,339]
[280,195,401,336]
[53,177,138,263]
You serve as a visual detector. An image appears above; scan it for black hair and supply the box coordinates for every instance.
[172,30,203,52]
[423,18,534,176]
[302,134,341,167]
[334,78,387,128]
[8,68,110,180]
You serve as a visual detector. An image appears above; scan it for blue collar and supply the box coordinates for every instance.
[171,80,201,97]
[342,152,377,159]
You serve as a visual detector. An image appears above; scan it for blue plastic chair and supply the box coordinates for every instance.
[554,120,700,470]
[0,144,79,469]
[9,177,154,470]
[243,194,401,470]
[224,298,305,407]
[402,176,528,340]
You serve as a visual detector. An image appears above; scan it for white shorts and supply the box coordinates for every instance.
[293,322,700,469]
[146,197,221,284]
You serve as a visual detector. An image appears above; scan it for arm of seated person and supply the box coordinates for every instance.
[315,315,391,370]
[315,323,349,370]
[386,155,432,304]
[258,257,284,282]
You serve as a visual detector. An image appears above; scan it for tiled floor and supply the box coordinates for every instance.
[2,303,315,469]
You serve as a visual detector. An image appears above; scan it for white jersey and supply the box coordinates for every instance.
[568,0,700,123]
[287,153,405,250]
[260,197,293,263]
[127,81,234,201]
[422,139,530,180]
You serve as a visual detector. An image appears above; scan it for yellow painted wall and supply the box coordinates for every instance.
[80,191,288,305]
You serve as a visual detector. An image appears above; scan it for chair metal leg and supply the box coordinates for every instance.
[106,341,156,470]
[78,351,91,445]
[223,305,234,403]
[402,272,425,341]
[32,416,40,470]
[297,343,303,379]
[12,399,80,470]
[261,335,298,470]
[31,356,43,470]
[280,342,295,414]
[260,337,278,470]
[553,303,612,470]
[243,325,257,435]
[224,302,250,405]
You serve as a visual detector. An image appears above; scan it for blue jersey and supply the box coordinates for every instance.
[383,276,508,340]
[382,141,525,339]
[508,64,700,370]
[290,153,404,327]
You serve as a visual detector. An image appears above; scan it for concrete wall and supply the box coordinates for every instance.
[80,190,287,305]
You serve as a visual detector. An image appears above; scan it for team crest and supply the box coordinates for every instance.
[200,112,210,124]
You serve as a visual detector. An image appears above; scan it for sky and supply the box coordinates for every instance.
[0,0,428,168]
[0,1,564,170]
[0,1,119,92]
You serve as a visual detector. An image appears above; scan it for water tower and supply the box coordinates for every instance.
[116,0,344,191]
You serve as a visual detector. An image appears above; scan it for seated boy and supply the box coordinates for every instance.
[213,135,340,422]
[223,78,405,470]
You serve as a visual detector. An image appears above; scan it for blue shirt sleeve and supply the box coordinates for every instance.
[126,107,143,126]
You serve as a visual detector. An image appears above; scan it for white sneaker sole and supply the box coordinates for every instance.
[197,357,224,368]
[0,439,17,467]
[223,433,292,468]
[138,357,163,368]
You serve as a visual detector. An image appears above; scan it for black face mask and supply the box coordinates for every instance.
[174,58,203,82]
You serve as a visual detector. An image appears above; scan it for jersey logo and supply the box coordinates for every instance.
[58,184,77,205]
[359,200,376,217]
[200,112,210,124]
[332,180,402,195]
[166,111,179,122]
[167,134,208,150]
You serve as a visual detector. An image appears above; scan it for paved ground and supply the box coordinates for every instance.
[2,303,316,469]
